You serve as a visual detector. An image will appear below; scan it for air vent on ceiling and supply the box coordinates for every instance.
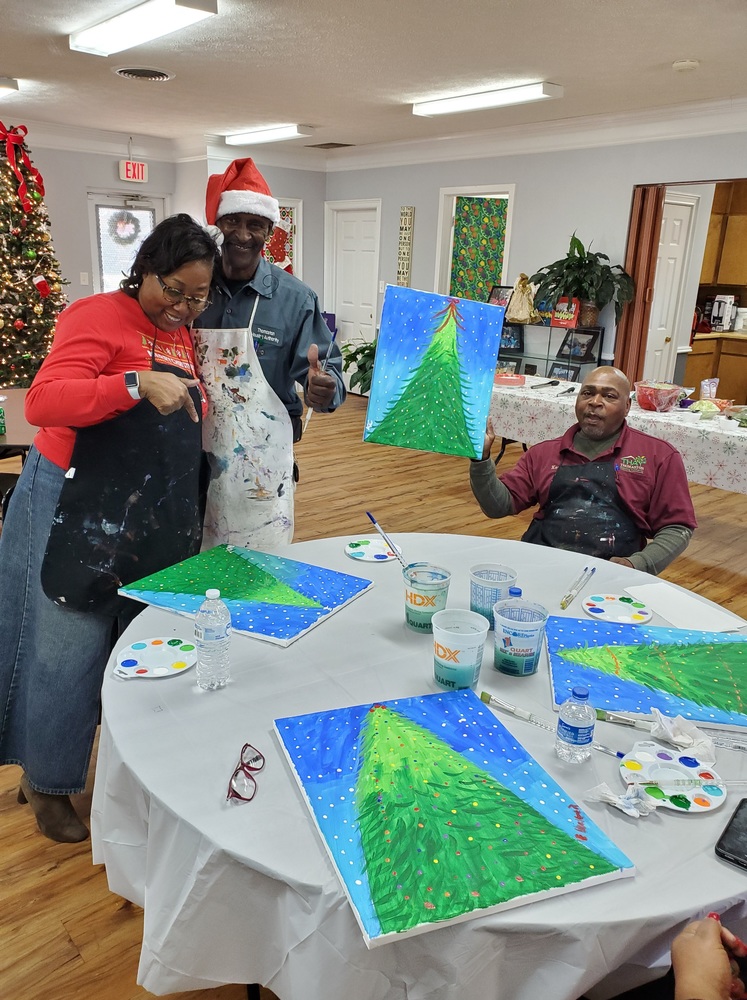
[307,142,353,149]
[115,67,174,82]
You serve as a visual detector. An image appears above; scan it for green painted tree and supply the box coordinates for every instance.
[0,122,67,386]
[124,543,321,608]
[356,704,617,935]
[558,641,747,716]
[366,299,478,458]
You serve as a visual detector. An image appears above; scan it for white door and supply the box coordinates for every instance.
[324,201,380,391]
[643,198,694,382]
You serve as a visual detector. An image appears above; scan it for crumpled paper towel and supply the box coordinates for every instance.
[648,708,716,763]
[585,782,659,818]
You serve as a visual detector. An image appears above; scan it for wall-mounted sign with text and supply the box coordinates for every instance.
[118,159,149,183]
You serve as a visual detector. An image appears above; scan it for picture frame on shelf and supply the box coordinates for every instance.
[487,285,513,308]
[548,362,581,381]
[556,327,601,365]
[499,323,524,354]
[495,359,519,375]
[523,363,538,376]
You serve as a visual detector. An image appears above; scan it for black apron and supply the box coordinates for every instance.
[522,459,642,560]
[41,345,204,617]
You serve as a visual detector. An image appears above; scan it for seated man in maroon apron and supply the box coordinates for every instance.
[469,367,696,574]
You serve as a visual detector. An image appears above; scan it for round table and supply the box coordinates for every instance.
[91,534,747,1000]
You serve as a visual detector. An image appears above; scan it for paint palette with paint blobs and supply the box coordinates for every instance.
[619,740,727,813]
[114,637,197,680]
[582,593,653,624]
[345,537,402,562]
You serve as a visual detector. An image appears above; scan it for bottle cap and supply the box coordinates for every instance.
[571,686,589,701]
[206,588,221,600]
[508,586,522,598]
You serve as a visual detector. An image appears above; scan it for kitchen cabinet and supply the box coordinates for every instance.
[684,333,747,404]
[699,181,747,285]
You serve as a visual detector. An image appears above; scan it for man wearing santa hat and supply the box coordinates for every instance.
[197,158,344,453]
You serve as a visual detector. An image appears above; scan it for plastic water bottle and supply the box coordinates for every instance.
[555,686,596,763]
[194,588,232,690]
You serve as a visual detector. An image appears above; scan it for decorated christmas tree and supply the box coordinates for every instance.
[0,122,67,387]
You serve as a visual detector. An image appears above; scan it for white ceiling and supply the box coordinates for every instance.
[2,0,747,161]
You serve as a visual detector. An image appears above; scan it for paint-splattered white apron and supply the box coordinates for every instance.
[194,318,294,550]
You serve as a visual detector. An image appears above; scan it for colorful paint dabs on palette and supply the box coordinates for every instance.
[274,689,633,946]
[546,616,747,729]
[114,637,196,680]
[582,594,652,624]
[619,741,727,813]
[364,286,504,460]
[119,544,373,646]
[345,538,400,562]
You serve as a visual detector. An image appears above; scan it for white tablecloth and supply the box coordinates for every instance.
[490,378,747,493]
[91,535,747,999]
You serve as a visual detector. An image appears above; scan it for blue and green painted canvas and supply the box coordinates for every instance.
[119,544,372,646]
[275,689,633,946]
[364,286,505,459]
[546,616,747,729]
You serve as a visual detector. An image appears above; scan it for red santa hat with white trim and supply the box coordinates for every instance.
[205,158,280,226]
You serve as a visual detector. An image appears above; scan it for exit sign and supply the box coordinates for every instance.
[119,159,148,183]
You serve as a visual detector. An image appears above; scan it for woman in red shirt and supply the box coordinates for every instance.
[0,214,219,843]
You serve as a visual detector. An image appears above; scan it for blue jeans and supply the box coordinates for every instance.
[0,448,138,793]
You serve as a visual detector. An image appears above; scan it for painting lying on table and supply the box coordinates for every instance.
[546,616,747,730]
[363,286,505,460]
[275,689,634,947]
[119,544,373,646]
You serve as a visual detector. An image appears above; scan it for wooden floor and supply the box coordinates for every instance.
[1,394,745,1000]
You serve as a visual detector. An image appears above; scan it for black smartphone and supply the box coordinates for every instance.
[715,798,747,870]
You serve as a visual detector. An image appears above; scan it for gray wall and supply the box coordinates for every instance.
[31,147,176,302]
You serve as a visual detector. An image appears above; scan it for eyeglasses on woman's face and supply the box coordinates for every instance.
[156,274,212,314]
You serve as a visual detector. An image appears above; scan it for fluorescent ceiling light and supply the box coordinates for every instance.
[224,124,313,145]
[412,82,563,117]
[0,77,19,97]
[69,0,217,57]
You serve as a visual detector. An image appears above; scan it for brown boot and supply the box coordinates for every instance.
[18,775,89,843]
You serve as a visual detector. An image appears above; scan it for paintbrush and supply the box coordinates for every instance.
[480,691,556,733]
[595,709,653,731]
[302,332,338,434]
[365,511,407,568]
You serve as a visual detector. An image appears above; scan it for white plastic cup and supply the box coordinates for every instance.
[431,609,490,690]
[469,564,518,628]
[403,562,451,633]
[493,598,549,677]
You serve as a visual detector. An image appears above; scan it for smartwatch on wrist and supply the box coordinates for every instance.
[124,371,140,400]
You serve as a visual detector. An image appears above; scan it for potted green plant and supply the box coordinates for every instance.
[529,234,635,328]
[340,337,377,394]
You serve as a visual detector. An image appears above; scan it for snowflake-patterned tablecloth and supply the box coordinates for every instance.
[489,378,747,494]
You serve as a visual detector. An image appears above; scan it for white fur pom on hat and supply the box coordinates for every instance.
[205,158,280,226]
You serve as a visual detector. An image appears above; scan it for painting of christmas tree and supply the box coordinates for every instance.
[546,616,747,730]
[119,543,373,646]
[363,286,504,459]
[275,690,633,945]
[0,122,67,386]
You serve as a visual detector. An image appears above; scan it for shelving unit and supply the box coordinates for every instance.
[497,323,604,380]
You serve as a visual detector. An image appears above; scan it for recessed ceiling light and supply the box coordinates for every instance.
[224,125,314,145]
[672,59,700,72]
[412,82,563,117]
[69,0,217,57]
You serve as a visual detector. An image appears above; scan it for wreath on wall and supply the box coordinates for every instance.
[108,210,141,246]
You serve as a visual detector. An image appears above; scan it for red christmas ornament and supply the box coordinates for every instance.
[13,319,25,330]
[32,274,51,297]
[10,227,21,236]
